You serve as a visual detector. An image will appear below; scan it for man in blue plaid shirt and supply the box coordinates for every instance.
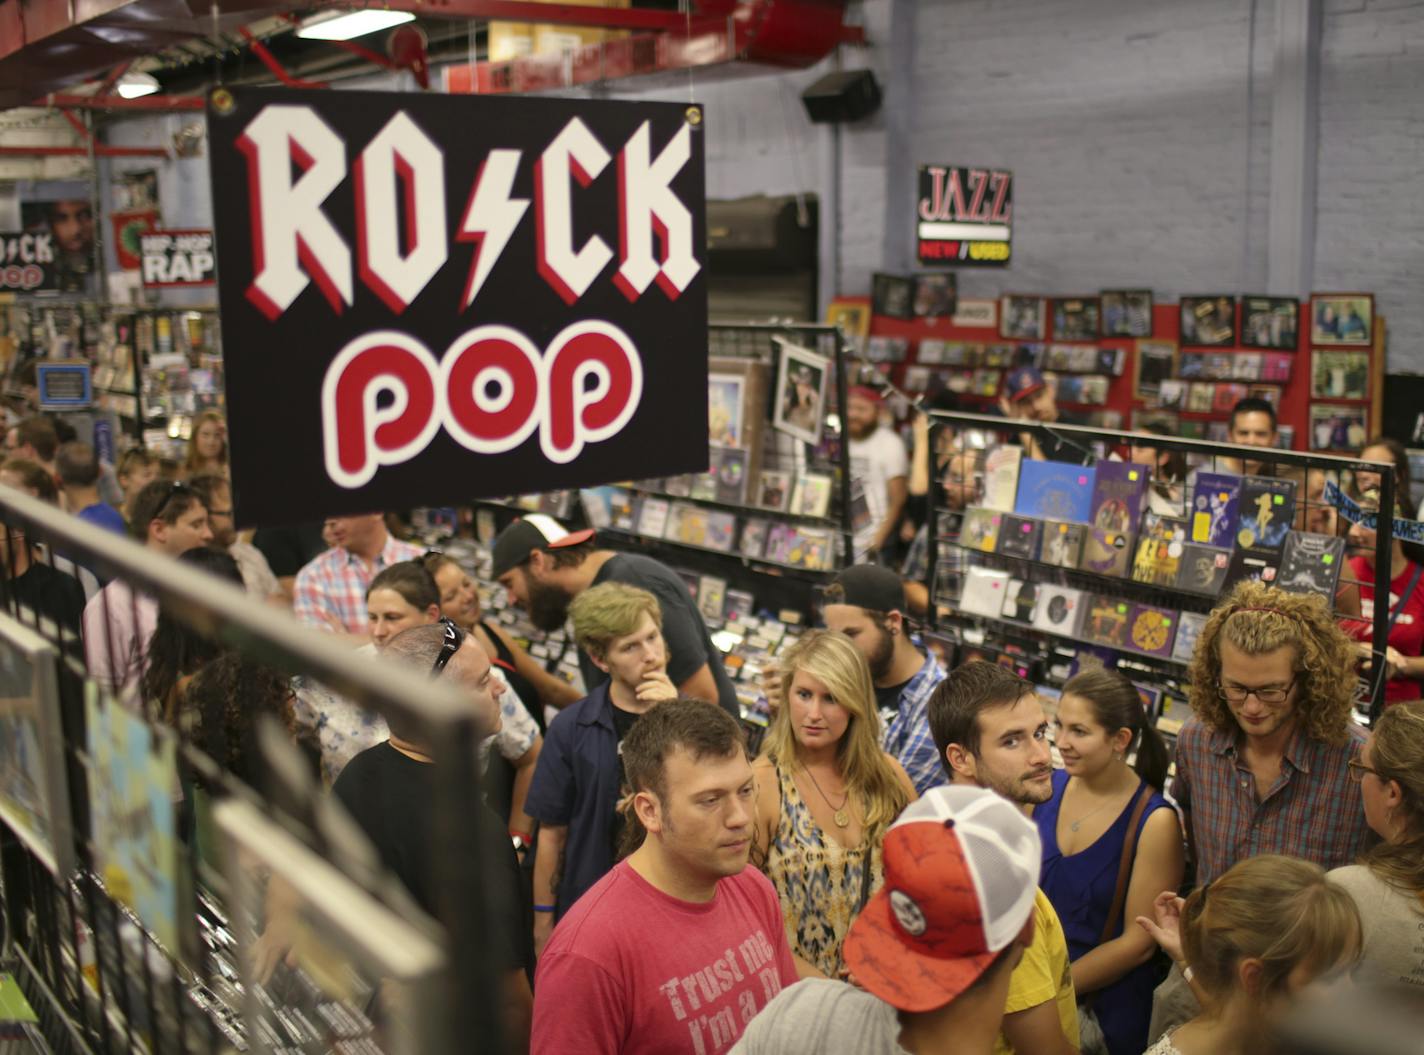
[821,565,947,795]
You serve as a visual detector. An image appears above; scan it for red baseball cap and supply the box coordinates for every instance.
[843,786,1041,1012]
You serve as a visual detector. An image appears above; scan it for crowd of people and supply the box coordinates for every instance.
[3,387,1423,1055]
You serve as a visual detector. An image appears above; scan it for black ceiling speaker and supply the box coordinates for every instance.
[800,69,882,124]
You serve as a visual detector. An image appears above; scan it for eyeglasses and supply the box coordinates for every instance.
[430,617,464,676]
[1346,758,1377,783]
[1216,678,1296,704]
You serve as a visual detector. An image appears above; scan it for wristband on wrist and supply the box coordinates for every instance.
[533,904,556,913]
[1182,964,1195,983]
[509,829,531,842]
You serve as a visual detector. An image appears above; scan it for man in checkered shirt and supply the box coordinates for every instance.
[293,514,423,641]
[819,564,946,795]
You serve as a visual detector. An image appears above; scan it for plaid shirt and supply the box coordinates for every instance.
[293,535,425,634]
[882,648,947,795]
[1171,715,1370,886]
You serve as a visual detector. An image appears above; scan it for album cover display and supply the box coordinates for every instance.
[1081,527,1134,577]
[1239,296,1299,349]
[791,474,833,518]
[1031,585,1085,637]
[690,472,719,501]
[872,272,916,319]
[1001,295,1047,340]
[917,339,948,364]
[1235,476,1297,555]
[1013,460,1095,523]
[960,507,1002,553]
[983,446,1025,512]
[698,576,728,624]
[756,471,792,512]
[1052,297,1100,341]
[1083,595,1132,649]
[1176,543,1232,595]
[1101,290,1153,337]
[1180,295,1236,346]
[1127,604,1177,659]
[1172,611,1207,664]
[636,496,670,537]
[997,515,1043,561]
[1001,579,1041,624]
[1190,472,1242,548]
[1277,531,1347,596]
[739,518,769,559]
[1224,549,1280,590]
[865,336,911,363]
[712,447,749,504]
[1040,521,1086,568]
[914,273,957,317]
[763,522,796,564]
[1131,514,1190,586]
[961,567,1011,617]
[1090,461,1151,536]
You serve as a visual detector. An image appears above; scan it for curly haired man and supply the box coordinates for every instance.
[1176,580,1370,887]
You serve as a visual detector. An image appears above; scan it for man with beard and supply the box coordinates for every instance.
[819,564,945,796]
[928,661,1078,1055]
[846,386,908,564]
[526,583,680,947]
[492,515,736,715]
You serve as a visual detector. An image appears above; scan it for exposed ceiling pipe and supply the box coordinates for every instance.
[42,93,206,111]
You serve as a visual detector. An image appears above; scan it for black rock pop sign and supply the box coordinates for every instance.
[0,231,59,292]
[208,87,708,527]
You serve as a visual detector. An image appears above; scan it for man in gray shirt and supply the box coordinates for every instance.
[731,785,1042,1055]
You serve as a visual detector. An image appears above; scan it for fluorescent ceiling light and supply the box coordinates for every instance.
[115,72,159,99]
[296,9,415,40]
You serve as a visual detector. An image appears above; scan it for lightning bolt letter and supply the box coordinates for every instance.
[458,149,528,312]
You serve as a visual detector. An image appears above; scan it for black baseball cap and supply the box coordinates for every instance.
[491,514,594,578]
[828,564,906,614]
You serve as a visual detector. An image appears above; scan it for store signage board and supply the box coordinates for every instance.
[0,231,60,292]
[35,361,92,410]
[140,229,216,287]
[916,166,1013,267]
[208,87,709,527]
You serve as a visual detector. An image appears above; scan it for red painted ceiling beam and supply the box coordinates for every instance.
[0,144,169,157]
[42,92,206,111]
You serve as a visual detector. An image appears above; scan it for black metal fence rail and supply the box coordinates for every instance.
[0,485,500,1054]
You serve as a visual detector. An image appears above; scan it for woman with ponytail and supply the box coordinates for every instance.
[1033,668,1183,1055]
[1136,855,1361,1054]
[1328,699,1424,986]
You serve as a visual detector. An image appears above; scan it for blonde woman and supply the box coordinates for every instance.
[182,409,228,479]
[752,629,916,979]
[1329,700,1424,987]
[1137,855,1361,1055]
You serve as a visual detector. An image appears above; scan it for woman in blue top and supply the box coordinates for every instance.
[1035,668,1183,1055]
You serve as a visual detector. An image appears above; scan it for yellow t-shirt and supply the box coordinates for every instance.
[994,889,1079,1055]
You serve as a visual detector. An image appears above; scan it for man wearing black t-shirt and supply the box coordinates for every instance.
[332,621,532,1047]
[491,514,737,715]
[0,525,85,655]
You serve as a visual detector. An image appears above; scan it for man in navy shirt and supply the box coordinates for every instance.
[525,582,678,954]
[57,441,126,534]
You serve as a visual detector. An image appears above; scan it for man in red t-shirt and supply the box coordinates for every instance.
[532,699,797,1054]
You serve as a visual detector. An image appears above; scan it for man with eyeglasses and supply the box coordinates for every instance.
[332,620,534,1049]
[82,478,213,701]
[1152,581,1371,1039]
[928,660,1079,1055]
[187,475,282,602]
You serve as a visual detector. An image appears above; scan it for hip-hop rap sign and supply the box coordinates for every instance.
[209,88,708,526]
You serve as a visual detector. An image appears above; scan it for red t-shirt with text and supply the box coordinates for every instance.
[1341,556,1424,703]
[532,861,797,1054]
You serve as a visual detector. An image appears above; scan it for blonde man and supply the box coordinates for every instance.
[526,582,679,954]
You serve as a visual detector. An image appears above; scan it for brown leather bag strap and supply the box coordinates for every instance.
[1099,783,1153,945]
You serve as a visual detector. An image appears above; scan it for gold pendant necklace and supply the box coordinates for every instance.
[804,765,851,828]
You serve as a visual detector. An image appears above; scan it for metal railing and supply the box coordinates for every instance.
[0,485,500,1053]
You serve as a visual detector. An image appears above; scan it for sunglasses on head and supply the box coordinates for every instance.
[153,480,195,520]
[431,617,464,676]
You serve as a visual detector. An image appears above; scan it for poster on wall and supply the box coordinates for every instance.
[916,165,1012,267]
[0,614,73,878]
[86,682,182,955]
[0,231,61,292]
[20,193,94,293]
[140,230,216,288]
[110,209,160,271]
[208,87,709,527]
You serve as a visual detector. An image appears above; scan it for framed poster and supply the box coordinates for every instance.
[1311,350,1370,401]
[1101,290,1153,338]
[1310,293,1374,347]
[707,373,745,448]
[1179,296,1237,347]
[86,682,182,954]
[912,273,957,317]
[217,798,445,1055]
[1239,295,1299,349]
[208,87,709,527]
[1051,297,1100,341]
[1134,340,1177,401]
[772,338,828,446]
[0,614,72,878]
[825,297,870,339]
[1309,404,1369,451]
[1000,295,1046,340]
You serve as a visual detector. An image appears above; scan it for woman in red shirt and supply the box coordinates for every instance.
[1338,488,1424,704]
